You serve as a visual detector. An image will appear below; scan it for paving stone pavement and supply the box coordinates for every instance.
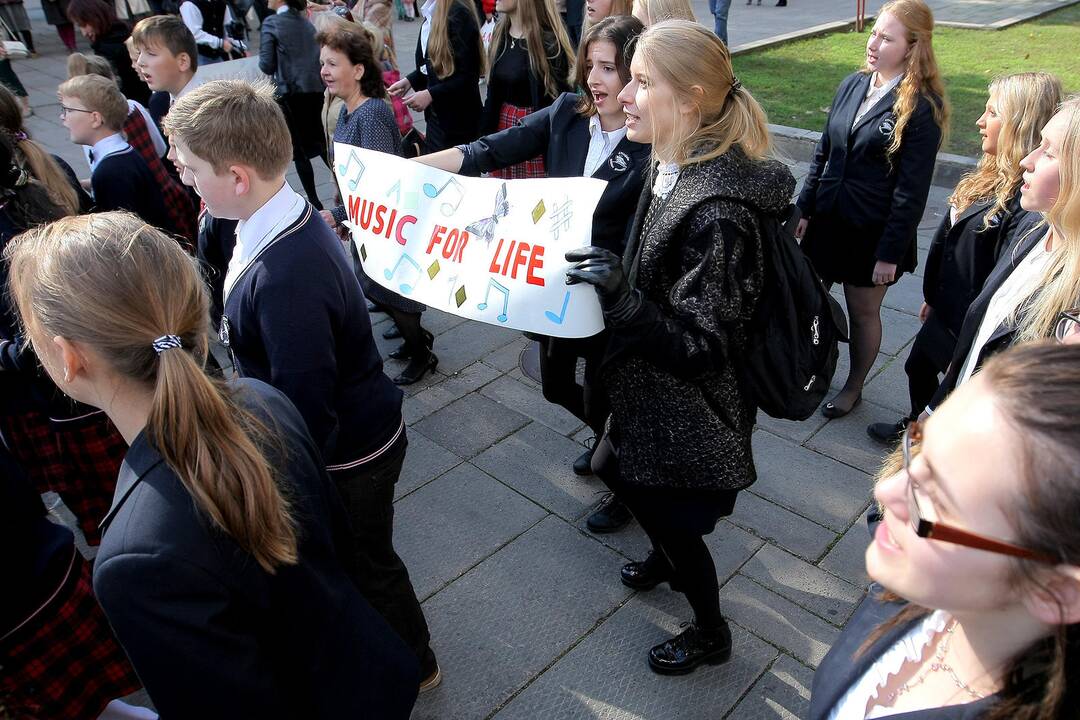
[13,2,1030,717]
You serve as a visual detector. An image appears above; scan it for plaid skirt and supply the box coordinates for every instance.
[0,548,142,719]
[0,409,126,546]
[488,103,546,180]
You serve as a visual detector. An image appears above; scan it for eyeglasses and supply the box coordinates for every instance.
[902,419,1058,564]
[59,105,95,118]
[1055,309,1080,343]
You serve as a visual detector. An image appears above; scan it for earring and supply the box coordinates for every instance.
[63,369,71,383]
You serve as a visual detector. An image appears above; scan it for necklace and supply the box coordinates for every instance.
[888,620,987,704]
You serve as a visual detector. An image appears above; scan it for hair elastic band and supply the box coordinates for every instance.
[730,77,743,94]
[152,335,183,354]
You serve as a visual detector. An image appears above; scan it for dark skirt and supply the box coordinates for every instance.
[0,547,143,718]
[279,92,328,161]
[488,103,546,180]
[801,211,905,288]
[605,475,739,536]
[349,238,426,314]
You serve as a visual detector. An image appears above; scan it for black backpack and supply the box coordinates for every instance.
[742,204,848,421]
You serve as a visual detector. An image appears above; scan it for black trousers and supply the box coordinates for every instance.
[904,314,955,419]
[330,432,432,663]
[537,334,609,437]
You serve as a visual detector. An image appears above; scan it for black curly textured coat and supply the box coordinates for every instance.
[600,146,796,492]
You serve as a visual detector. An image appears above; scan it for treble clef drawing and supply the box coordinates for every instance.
[465,182,510,247]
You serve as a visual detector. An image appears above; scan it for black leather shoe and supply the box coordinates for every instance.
[586,493,632,533]
[572,446,595,476]
[867,418,910,445]
[383,324,402,340]
[419,648,441,693]
[388,330,434,361]
[621,552,672,591]
[394,352,438,385]
[648,620,732,675]
[821,393,862,419]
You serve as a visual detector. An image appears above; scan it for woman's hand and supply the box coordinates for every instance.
[872,260,897,286]
[320,210,337,229]
[794,217,809,241]
[387,77,412,97]
[404,89,432,111]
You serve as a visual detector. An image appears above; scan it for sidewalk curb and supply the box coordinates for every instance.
[769,123,977,188]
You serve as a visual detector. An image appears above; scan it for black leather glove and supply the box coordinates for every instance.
[565,246,642,325]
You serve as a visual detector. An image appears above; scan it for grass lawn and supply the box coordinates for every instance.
[733,4,1080,157]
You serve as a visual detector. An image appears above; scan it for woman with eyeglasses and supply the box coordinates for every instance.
[809,341,1080,720]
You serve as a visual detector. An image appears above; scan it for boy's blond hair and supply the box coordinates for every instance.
[163,80,293,180]
[58,75,129,130]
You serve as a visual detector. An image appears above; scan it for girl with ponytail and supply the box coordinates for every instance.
[796,0,948,419]
[4,212,420,719]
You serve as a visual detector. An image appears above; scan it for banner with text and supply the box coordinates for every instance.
[334,144,608,339]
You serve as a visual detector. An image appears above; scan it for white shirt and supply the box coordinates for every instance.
[583,114,628,178]
[853,72,902,128]
[85,133,130,174]
[224,183,307,301]
[419,0,437,73]
[81,103,166,167]
[170,76,199,106]
[275,3,288,12]
[179,0,235,49]
[828,611,951,720]
[956,230,1054,386]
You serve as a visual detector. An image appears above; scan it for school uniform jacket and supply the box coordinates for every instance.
[406,0,483,149]
[797,71,943,270]
[810,588,998,719]
[91,147,173,236]
[927,210,1046,411]
[461,92,651,253]
[479,31,571,135]
[93,379,419,719]
[220,204,404,467]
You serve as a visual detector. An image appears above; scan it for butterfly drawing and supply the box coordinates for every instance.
[465,182,510,246]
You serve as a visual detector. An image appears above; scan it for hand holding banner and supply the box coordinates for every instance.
[334,144,608,339]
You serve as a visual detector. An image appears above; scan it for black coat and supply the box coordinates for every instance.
[258,8,323,96]
[461,92,650,253]
[406,0,483,151]
[93,378,419,719]
[927,211,1047,411]
[923,191,1028,336]
[797,72,942,277]
[600,148,795,491]
[480,31,571,135]
[810,588,999,719]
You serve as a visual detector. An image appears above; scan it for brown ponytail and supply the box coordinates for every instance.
[0,85,80,216]
[5,212,298,573]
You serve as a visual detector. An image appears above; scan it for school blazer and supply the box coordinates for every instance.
[927,210,1046,411]
[810,588,999,719]
[923,191,1026,337]
[406,0,483,141]
[480,31,571,135]
[93,379,419,720]
[461,92,651,253]
[797,71,943,268]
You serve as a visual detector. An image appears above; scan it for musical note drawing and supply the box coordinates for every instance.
[465,183,511,246]
[544,291,570,325]
[476,278,509,323]
[423,177,465,215]
[386,179,401,203]
[337,149,366,191]
[383,253,421,294]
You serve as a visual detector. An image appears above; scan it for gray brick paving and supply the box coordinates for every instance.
[15,0,1047,714]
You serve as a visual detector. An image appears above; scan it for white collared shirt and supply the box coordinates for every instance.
[223,182,306,301]
[170,77,199,107]
[583,113,628,178]
[275,3,288,12]
[853,72,902,128]
[419,0,437,73]
[85,133,131,173]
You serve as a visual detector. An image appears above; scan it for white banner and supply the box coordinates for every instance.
[334,144,608,338]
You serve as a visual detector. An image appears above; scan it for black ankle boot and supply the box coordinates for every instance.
[648,619,732,675]
[572,444,595,476]
[586,493,632,533]
[620,551,672,590]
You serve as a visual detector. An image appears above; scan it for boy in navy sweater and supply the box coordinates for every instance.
[164,79,440,692]
[58,75,173,235]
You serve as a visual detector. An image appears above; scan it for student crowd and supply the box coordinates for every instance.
[1,0,1079,717]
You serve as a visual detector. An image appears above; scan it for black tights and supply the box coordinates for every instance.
[383,305,430,356]
[537,336,608,437]
[639,524,723,629]
[833,282,889,406]
[904,325,948,419]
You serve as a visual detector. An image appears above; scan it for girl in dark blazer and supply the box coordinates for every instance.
[417,15,648,492]
[480,0,573,178]
[867,72,1061,443]
[388,0,485,152]
[4,213,420,719]
[811,343,1080,720]
[795,0,948,418]
[568,21,795,675]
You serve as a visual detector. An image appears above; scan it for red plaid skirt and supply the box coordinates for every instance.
[488,103,546,180]
[0,548,142,719]
[0,410,126,546]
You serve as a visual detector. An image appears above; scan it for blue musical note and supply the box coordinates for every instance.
[544,291,570,325]
[477,278,509,323]
[383,253,421,294]
[422,177,465,215]
[337,149,365,191]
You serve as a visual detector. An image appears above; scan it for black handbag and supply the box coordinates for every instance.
[400,127,425,159]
